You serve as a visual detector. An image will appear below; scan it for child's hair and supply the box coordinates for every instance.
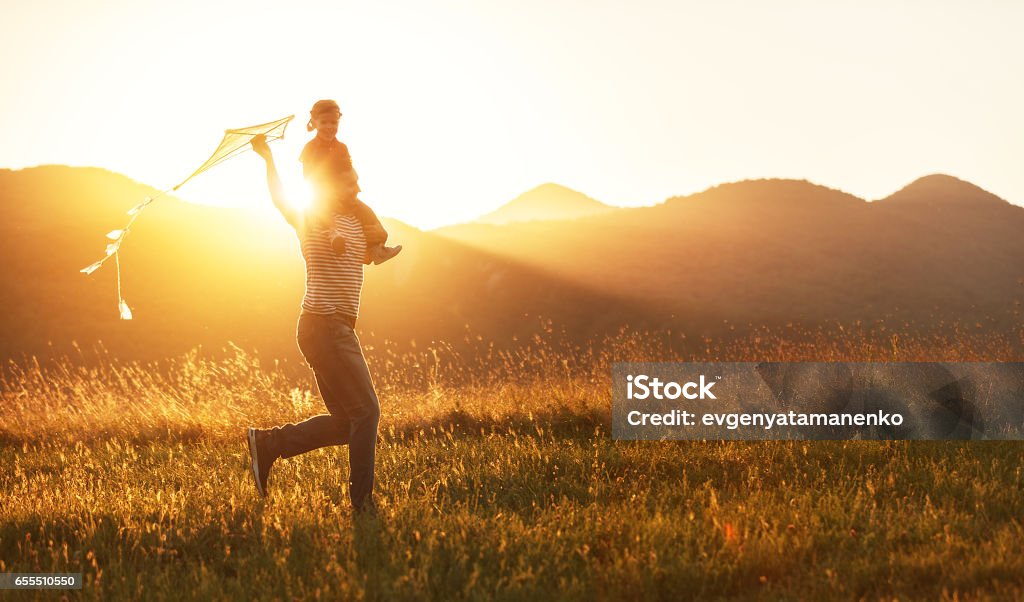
[307,99,341,132]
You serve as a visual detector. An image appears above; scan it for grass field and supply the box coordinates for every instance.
[2,327,1023,600]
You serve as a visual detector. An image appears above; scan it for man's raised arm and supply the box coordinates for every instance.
[251,134,300,228]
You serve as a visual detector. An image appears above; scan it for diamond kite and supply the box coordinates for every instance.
[79,115,295,319]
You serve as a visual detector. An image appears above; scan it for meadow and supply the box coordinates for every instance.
[1,325,1023,600]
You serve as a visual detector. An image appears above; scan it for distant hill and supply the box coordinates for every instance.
[439,176,1024,332]
[878,174,1010,208]
[1,167,1022,363]
[0,166,641,363]
[472,183,616,225]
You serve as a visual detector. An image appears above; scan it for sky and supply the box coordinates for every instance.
[2,0,1022,229]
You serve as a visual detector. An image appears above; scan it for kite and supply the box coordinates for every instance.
[80,115,295,319]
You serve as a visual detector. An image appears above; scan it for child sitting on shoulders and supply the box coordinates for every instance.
[301,99,402,265]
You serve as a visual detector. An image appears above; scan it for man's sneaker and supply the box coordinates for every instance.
[353,495,379,519]
[371,245,403,265]
[246,427,276,498]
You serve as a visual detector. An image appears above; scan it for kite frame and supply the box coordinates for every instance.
[174,115,294,190]
[80,114,295,319]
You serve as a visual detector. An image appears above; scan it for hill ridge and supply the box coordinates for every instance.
[878,173,1010,207]
[472,182,615,225]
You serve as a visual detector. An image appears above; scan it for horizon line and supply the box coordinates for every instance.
[4,162,1021,230]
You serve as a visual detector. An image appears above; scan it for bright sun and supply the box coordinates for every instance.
[172,149,313,217]
[289,179,313,211]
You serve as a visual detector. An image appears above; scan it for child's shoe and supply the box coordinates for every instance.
[371,244,403,265]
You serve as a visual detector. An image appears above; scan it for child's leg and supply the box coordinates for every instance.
[351,199,385,237]
[350,198,401,264]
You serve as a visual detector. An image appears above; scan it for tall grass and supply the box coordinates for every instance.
[1,326,1022,600]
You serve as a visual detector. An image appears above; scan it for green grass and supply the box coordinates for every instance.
[1,329,1023,600]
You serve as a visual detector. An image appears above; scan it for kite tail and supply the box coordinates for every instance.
[115,252,133,320]
[79,114,294,320]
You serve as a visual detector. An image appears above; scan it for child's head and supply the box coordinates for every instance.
[307,99,341,140]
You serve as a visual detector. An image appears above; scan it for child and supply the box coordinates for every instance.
[301,99,402,265]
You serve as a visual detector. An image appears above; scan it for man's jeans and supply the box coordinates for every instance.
[267,312,381,510]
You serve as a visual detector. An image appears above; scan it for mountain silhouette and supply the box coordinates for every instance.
[0,166,644,362]
[1,167,1022,362]
[879,174,1010,208]
[472,183,616,225]
[438,176,1024,333]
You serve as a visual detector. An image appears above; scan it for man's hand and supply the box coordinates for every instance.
[251,134,272,160]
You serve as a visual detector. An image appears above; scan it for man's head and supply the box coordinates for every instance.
[327,169,361,207]
[308,169,360,214]
[302,137,356,195]
[307,99,342,140]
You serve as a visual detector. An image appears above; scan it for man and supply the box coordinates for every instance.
[245,132,381,516]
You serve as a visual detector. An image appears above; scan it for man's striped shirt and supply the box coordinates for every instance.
[298,213,365,318]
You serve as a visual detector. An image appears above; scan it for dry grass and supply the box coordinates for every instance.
[1,325,1022,600]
